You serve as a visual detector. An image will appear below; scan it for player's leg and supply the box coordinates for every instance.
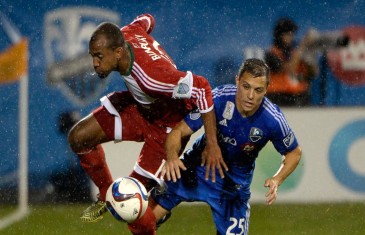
[127,197,169,235]
[210,196,250,235]
[149,171,205,231]
[149,197,170,222]
[125,123,171,234]
[67,109,114,222]
[126,160,171,233]
[68,112,112,200]
[69,92,140,222]
[123,111,190,233]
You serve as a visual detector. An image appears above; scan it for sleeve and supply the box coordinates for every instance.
[183,109,203,132]
[172,71,214,113]
[271,129,298,155]
[127,15,214,113]
[269,109,299,155]
[135,68,214,113]
[127,13,155,34]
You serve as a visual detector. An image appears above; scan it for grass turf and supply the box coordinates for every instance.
[1,202,365,234]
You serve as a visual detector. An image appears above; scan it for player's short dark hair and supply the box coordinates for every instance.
[90,22,125,49]
[238,58,270,85]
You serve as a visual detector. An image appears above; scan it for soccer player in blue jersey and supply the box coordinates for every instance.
[148,58,302,235]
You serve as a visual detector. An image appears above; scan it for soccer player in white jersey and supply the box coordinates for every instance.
[147,58,302,235]
[67,13,227,233]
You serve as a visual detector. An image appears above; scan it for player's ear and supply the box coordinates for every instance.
[235,75,239,85]
[265,77,270,94]
[114,47,124,58]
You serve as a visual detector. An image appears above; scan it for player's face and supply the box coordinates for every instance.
[89,36,119,79]
[235,72,267,117]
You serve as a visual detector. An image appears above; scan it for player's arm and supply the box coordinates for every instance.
[264,146,302,205]
[173,72,227,182]
[200,110,227,182]
[123,13,155,34]
[131,30,227,181]
[141,68,228,182]
[163,120,194,182]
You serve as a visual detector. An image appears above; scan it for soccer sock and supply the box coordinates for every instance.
[128,207,156,235]
[77,144,113,201]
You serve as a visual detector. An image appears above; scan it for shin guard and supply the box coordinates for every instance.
[78,145,113,201]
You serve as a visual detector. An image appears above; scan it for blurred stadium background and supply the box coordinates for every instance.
[1,0,365,234]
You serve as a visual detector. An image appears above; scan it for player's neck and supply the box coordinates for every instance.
[240,110,252,118]
[119,43,133,76]
[237,105,251,117]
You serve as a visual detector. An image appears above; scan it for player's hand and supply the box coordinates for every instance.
[264,178,279,205]
[163,157,187,182]
[201,143,228,183]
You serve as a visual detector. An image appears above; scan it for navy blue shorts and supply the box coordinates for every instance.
[152,167,251,235]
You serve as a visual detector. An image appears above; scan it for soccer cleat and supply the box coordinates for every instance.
[80,200,108,222]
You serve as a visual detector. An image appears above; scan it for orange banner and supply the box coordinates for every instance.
[0,38,28,84]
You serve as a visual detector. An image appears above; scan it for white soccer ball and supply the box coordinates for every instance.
[106,177,148,223]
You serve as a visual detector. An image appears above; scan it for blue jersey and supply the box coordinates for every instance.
[184,84,298,192]
[152,84,299,235]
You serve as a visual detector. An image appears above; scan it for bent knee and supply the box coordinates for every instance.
[67,114,107,153]
[67,124,86,153]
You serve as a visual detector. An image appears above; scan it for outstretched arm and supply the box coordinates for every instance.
[163,120,194,182]
[264,146,302,205]
[200,110,228,182]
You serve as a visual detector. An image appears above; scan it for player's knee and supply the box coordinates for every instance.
[68,129,79,153]
[67,122,88,153]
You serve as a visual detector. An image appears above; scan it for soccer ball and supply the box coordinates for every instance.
[106,177,148,223]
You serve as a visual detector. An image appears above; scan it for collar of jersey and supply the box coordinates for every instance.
[125,42,134,76]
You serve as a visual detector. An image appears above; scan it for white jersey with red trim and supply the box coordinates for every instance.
[120,14,213,114]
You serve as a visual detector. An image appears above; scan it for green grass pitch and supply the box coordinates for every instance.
[1,202,365,234]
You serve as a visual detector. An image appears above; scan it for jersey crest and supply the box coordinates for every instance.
[249,127,263,142]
